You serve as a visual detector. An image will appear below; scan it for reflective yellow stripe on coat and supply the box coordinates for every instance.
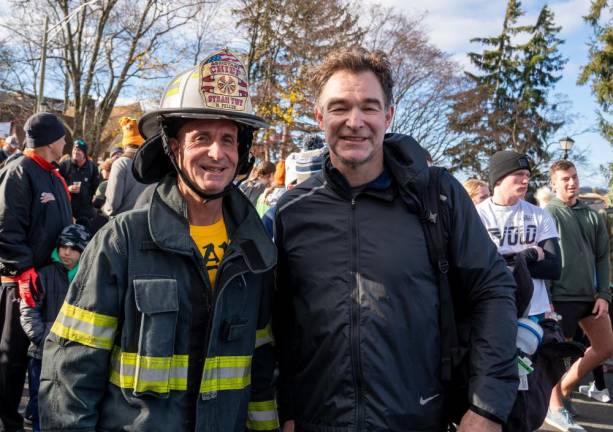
[200,355,252,397]
[247,400,280,431]
[255,322,274,349]
[109,347,189,394]
[50,302,118,350]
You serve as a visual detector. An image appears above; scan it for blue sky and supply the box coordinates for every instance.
[1,0,610,187]
[379,0,612,188]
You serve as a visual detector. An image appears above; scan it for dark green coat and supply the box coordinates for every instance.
[39,174,279,432]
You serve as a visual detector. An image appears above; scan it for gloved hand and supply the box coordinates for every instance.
[17,268,39,307]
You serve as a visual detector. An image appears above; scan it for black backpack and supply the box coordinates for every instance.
[417,166,472,426]
[418,166,583,431]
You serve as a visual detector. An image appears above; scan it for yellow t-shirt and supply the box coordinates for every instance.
[189,218,228,287]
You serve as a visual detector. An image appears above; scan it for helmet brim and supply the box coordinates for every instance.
[138,108,268,139]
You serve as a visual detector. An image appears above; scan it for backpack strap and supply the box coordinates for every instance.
[419,166,458,382]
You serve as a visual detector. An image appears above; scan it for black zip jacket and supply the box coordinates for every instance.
[59,159,100,219]
[273,134,518,431]
[0,156,72,275]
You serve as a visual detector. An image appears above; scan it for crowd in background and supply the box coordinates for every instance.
[0,45,611,432]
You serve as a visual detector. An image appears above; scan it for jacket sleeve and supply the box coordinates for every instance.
[443,172,518,423]
[594,211,611,302]
[39,222,126,432]
[103,159,126,216]
[524,237,561,281]
[0,165,34,275]
[271,212,295,425]
[247,270,280,432]
[90,163,101,202]
[19,275,47,345]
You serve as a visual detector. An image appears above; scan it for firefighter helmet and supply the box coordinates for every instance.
[133,49,267,196]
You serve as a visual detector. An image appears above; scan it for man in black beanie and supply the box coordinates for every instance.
[476,150,563,427]
[0,112,72,432]
[478,150,560,319]
[59,138,100,227]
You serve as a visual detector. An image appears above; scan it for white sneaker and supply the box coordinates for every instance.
[578,381,611,403]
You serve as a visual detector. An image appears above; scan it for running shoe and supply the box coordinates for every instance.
[562,397,577,417]
[544,407,586,431]
[578,381,610,403]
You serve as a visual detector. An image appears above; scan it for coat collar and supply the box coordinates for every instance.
[148,173,276,272]
[324,133,430,199]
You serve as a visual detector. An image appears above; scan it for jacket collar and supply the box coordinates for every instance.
[324,133,430,199]
[148,173,276,272]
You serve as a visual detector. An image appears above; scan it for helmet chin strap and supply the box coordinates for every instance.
[159,120,234,204]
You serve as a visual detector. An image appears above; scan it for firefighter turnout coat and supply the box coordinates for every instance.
[39,174,279,432]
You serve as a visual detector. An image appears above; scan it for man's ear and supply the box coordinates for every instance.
[169,137,180,160]
[385,105,395,129]
[315,105,324,130]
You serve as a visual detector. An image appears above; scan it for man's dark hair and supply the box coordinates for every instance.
[311,47,394,107]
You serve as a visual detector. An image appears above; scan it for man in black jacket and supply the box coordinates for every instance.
[0,112,72,432]
[273,47,518,432]
[59,139,100,225]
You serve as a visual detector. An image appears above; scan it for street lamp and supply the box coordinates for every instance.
[37,0,100,112]
[559,136,575,160]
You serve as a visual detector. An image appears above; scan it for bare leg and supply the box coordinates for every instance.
[550,314,613,408]
[560,314,613,397]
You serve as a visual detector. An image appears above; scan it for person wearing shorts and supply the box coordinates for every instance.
[545,160,612,432]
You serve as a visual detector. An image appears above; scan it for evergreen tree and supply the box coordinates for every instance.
[447,1,565,179]
[578,0,613,143]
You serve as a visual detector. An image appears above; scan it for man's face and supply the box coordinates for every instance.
[170,119,239,196]
[496,169,530,200]
[315,70,394,171]
[473,185,490,205]
[72,147,86,164]
[48,136,66,163]
[551,167,579,203]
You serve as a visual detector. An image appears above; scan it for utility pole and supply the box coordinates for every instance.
[36,0,99,113]
[37,16,49,113]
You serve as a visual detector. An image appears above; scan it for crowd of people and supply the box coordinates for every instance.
[0,46,611,432]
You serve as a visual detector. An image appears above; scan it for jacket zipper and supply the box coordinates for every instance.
[350,196,365,428]
[198,249,240,378]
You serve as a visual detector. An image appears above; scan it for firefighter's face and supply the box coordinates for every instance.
[170,119,239,196]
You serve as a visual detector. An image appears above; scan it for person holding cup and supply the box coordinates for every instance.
[59,139,100,226]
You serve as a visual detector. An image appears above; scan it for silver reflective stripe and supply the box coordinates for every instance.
[203,364,251,380]
[249,410,277,422]
[125,363,189,382]
[255,333,273,349]
[56,310,116,341]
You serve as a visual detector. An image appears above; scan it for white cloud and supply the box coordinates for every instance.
[549,0,592,35]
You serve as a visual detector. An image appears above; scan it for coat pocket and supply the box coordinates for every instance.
[132,278,180,397]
